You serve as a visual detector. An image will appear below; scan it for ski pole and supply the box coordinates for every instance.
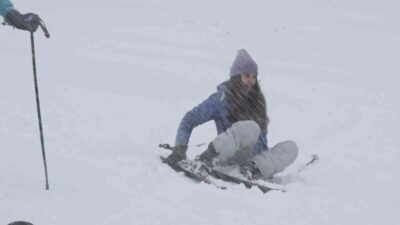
[30,31,49,190]
[159,142,207,151]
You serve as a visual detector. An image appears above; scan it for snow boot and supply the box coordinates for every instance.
[194,143,218,173]
[240,160,262,180]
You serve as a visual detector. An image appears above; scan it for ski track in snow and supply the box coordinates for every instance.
[1,0,399,224]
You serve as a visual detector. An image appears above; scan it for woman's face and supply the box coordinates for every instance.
[240,74,257,94]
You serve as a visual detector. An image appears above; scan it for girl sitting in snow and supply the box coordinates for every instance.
[164,49,298,180]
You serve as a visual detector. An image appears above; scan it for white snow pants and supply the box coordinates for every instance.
[212,120,298,179]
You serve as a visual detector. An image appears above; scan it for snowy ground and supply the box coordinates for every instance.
[1,0,399,224]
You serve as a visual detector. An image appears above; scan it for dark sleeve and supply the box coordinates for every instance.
[175,92,220,146]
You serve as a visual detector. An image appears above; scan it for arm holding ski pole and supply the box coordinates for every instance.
[1,1,50,38]
[1,1,50,191]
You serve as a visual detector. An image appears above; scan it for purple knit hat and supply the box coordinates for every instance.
[230,49,258,77]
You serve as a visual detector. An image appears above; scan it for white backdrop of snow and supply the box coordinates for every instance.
[1,0,399,224]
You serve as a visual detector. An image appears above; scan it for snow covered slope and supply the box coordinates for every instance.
[1,0,399,224]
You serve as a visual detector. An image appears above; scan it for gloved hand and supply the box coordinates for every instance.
[163,145,188,165]
[4,9,41,32]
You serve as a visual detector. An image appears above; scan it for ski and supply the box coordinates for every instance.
[297,154,319,173]
[160,156,227,190]
[159,144,319,193]
[207,154,319,192]
[161,156,281,193]
[209,168,283,193]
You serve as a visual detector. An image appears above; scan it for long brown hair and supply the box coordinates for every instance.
[225,75,269,131]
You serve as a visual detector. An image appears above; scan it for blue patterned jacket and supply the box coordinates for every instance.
[175,82,268,154]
